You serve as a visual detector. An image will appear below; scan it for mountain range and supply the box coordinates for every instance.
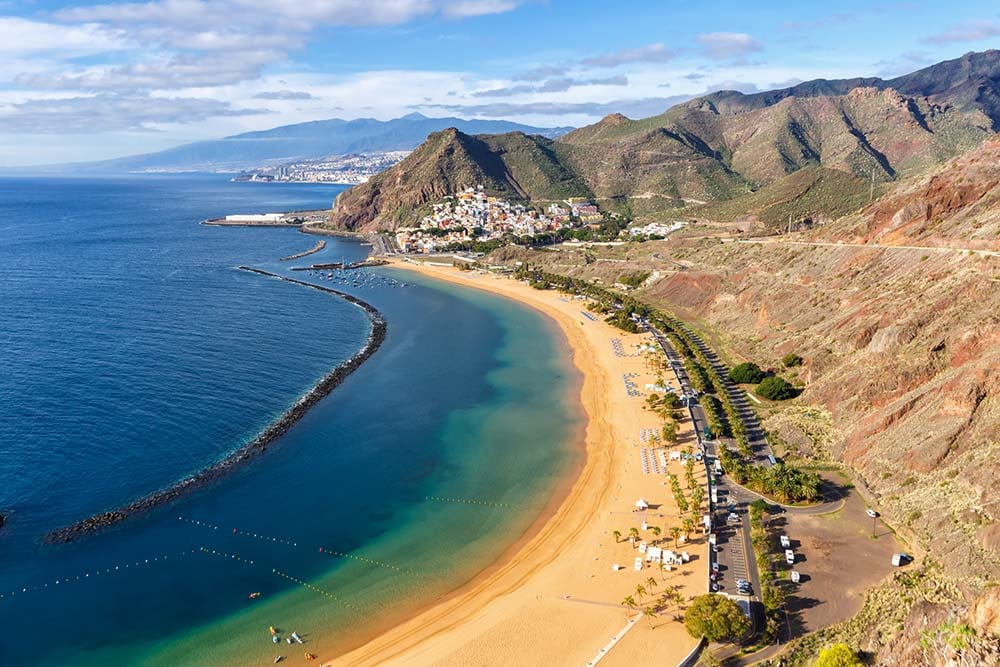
[57,113,572,173]
[328,50,1000,232]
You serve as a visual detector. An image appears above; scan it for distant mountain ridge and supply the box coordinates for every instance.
[67,113,573,173]
[327,50,1000,232]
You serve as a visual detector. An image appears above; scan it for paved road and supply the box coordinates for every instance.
[737,237,1000,258]
[642,320,763,629]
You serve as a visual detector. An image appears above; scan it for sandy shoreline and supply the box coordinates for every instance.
[322,260,707,666]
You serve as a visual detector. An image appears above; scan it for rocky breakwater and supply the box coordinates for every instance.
[44,268,387,544]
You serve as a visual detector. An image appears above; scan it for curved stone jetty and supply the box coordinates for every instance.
[44,267,387,544]
[279,239,326,261]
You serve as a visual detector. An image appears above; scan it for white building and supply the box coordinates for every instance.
[225,213,284,223]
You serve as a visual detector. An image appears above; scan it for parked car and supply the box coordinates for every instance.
[866,508,879,518]
[785,549,795,564]
[727,512,740,523]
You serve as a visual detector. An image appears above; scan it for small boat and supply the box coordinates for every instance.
[269,626,278,635]
[249,592,261,599]
[272,635,280,644]
[286,637,292,644]
[305,653,317,661]
[291,632,303,644]
[274,657,284,664]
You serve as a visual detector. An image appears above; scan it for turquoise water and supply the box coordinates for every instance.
[0,176,581,665]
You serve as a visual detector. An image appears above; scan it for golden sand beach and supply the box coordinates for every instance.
[326,260,709,666]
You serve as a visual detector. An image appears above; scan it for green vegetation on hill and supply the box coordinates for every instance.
[688,167,873,226]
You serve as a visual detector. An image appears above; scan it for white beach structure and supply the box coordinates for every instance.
[635,498,649,511]
[224,213,284,223]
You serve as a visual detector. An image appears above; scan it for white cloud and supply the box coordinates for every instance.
[581,43,674,68]
[0,93,266,133]
[472,74,628,97]
[0,17,128,55]
[17,50,284,90]
[925,19,1000,44]
[696,32,763,60]
[252,90,314,100]
[443,0,519,18]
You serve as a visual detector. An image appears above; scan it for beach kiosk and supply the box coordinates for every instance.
[635,498,649,511]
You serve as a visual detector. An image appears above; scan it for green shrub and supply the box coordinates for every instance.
[729,362,765,384]
[782,352,804,367]
[618,271,650,288]
[683,594,750,642]
[757,376,796,400]
[814,643,864,666]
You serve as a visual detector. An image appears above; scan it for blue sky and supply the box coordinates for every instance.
[0,0,998,165]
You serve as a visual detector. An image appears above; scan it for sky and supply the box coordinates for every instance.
[0,0,998,166]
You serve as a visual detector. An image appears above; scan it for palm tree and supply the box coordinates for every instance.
[662,421,677,446]
[646,576,658,593]
[650,525,662,543]
[613,529,622,544]
[643,606,656,627]
[635,584,646,602]
[682,517,695,540]
[622,595,637,618]
[670,526,681,549]
[629,526,640,547]
[658,561,670,581]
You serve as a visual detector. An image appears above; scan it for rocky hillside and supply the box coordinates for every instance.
[327,50,1000,231]
[326,128,590,232]
[830,138,1000,250]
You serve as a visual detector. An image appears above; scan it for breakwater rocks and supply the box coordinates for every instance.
[279,240,326,261]
[44,268,387,544]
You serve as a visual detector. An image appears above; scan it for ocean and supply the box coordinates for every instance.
[0,175,581,665]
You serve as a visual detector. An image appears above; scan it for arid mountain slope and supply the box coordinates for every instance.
[328,51,1000,231]
[829,138,1000,249]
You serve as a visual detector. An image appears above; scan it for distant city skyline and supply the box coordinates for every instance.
[1,0,999,165]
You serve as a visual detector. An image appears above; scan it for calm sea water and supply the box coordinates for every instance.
[0,176,581,665]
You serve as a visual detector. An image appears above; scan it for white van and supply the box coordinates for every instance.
[785,549,795,564]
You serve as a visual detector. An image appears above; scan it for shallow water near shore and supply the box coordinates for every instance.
[0,176,581,665]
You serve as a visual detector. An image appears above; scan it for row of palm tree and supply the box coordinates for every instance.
[612,523,694,551]
[622,584,688,626]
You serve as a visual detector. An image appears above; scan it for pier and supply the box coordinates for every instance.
[44,268,387,544]
[290,258,389,271]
